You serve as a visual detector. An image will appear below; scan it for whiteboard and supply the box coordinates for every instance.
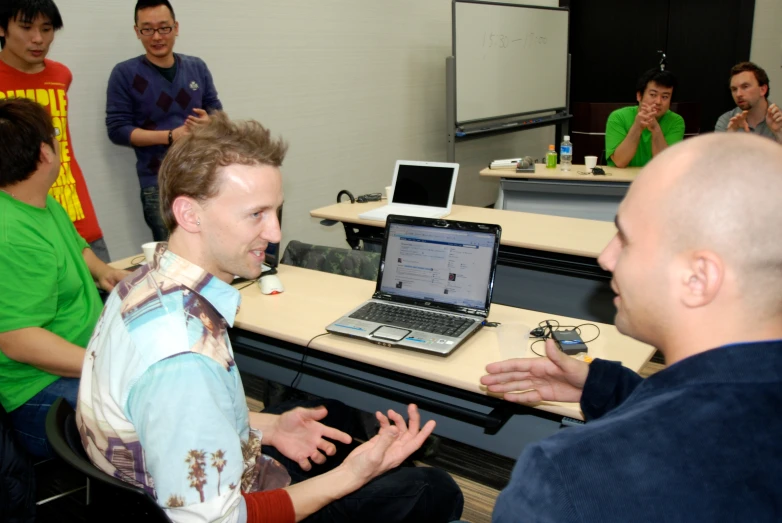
[453,1,569,123]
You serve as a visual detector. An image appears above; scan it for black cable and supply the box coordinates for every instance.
[124,254,147,270]
[290,332,331,388]
[530,339,546,357]
[233,279,258,291]
[527,319,601,357]
[232,268,277,291]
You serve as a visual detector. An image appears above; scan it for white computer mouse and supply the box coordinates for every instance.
[259,274,284,295]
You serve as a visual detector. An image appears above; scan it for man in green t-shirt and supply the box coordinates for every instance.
[605,68,685,168]
[0,98,129,458]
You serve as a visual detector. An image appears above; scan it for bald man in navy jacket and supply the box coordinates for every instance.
[483,133,782,523]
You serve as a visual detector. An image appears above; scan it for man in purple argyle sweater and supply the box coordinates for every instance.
[106,0,222,241]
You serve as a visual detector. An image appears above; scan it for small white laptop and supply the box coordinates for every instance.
[358,160,459,222]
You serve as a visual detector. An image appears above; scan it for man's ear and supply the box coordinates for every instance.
[636,91,643,104]
[39,142,56,167]
[172,196,201,233]
[680,251,723,309]
[760,84,769,98]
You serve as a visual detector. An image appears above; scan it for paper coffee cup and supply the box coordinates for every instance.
[142,242,160,264]
[385,185,393,201]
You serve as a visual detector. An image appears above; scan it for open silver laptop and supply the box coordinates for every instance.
[358,161,459,221]
[326,215,502,356]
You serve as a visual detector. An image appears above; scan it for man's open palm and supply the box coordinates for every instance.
[481,338,590,404]
[271,406,352,471]
[343,404,435,483]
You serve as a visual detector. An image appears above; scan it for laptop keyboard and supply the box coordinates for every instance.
[349,302,475,337]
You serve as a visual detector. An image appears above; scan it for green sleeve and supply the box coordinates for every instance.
[664,113,685,146]
[605,109,630,167]
[48,196,88,252]
[0,243,58,333]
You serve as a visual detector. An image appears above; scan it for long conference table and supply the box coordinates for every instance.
[480,163,641,222]
[111,256,655,460]
[311,202,618,324]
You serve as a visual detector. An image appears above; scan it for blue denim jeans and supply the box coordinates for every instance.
[261,399,464,523]
[9,377,79,459]
[140,185,169,242]
[88,237,111,264]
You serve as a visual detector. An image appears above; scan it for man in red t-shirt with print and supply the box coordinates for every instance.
[0,0,109,261]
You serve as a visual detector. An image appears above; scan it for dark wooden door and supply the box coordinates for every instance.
[563,0,755,159]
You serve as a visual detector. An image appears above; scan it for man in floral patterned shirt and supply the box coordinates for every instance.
[77,111,463,522]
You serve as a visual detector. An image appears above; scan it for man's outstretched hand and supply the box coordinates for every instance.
[341,404,435,484]
[268,406,353,471]
[481,338,590,405]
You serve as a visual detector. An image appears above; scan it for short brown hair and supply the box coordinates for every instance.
[159,111,288,233]
[730,61,770,98]
[0,97,57,187]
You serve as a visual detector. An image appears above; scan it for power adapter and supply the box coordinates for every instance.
[551,329,588,355]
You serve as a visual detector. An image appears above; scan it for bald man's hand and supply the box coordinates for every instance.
[766,103,782,138]
[727,110,750,133]
[481,339,590,405]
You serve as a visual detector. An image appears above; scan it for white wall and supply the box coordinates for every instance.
[750,0,782,97]
[49,0,556,260]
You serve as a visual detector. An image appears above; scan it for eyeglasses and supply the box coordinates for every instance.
[137,26,174,36]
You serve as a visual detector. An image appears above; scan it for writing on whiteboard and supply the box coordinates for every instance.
[482,31,548,49]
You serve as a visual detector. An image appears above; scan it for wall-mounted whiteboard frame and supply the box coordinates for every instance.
[452,0,569,125]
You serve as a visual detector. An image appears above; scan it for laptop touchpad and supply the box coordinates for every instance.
[372,326,411,341]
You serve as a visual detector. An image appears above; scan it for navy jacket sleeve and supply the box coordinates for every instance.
[200,60,222,112]
[105,64,136,146]
[492,444,578,523]
[579,359,643,421]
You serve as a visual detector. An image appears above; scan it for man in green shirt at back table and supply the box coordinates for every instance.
[606,68,685,168]
[0,98,128,458]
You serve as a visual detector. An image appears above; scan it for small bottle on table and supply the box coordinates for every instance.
[546,144,557,169]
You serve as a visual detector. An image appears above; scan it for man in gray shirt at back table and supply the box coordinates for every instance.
[715,61,782,143]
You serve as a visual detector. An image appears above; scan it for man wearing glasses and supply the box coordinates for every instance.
[106,0,222,242]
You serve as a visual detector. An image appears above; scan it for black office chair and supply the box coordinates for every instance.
[44,398,171,522]
[0,402,36,522]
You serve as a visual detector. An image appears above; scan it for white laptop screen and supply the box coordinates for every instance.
[392,164,456,207]
[379,223,496,309]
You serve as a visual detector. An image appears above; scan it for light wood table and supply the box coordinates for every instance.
[311,202,615,258]
[480,163,641,221]
[480,163,641,183]
[234,265,651,417]
[311,203,618,324]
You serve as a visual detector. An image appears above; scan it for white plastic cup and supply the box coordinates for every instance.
[385,185,393,201]
[497,321,531,360]
[584,156,598,172]
[142,242,160,264]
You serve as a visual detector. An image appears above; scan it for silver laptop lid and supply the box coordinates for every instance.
[374,215,502,317]
[391,161,459,211]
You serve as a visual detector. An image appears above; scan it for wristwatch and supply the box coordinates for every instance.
[168,130,174,146]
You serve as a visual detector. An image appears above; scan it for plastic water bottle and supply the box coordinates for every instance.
[560,135,572,171]
[546,145,557,169]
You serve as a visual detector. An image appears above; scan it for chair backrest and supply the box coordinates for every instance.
[281,240,381,281]
[1,402,36,523]
[44,398,171,522]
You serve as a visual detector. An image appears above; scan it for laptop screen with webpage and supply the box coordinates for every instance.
[378,222,497,310]
[392,163,457,207]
